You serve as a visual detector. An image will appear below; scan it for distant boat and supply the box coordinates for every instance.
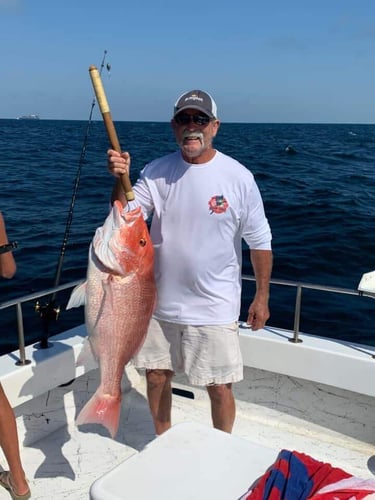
[17,114,40,120]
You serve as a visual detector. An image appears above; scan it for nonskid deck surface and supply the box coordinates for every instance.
[2,370,374,500]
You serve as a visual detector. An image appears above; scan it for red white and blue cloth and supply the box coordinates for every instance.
[239,450,375,499]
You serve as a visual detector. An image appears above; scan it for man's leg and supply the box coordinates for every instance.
[206,383,235,433]
[146,369,174,435]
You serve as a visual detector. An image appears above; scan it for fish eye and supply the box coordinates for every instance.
[140,238,146,247]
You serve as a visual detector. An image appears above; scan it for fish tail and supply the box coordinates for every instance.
[75,391,121,438]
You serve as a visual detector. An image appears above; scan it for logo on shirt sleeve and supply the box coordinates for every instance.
[208,195,229,214]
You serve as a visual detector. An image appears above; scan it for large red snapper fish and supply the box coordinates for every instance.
[67,200,155,438]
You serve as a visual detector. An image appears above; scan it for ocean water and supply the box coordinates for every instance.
[0,119,375,353]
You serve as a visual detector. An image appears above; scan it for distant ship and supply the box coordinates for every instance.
[17,114,40,120]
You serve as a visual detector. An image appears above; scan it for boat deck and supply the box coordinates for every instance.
[0,367,373,500]
[0,323,374,499]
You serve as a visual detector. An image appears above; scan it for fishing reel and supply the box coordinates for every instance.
[34,299,61,349]
[35,301,61,321]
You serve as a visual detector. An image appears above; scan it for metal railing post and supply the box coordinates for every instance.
[289,284,303,344]
[15,303,31,366]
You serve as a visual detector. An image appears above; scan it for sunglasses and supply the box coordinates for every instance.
[174,113,211,126]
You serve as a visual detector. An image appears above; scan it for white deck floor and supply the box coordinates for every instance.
[0,368,373,500]
[0,324,374,499]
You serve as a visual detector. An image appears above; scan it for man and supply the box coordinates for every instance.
[107,90,272,435]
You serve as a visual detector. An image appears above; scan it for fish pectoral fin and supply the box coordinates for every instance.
[66,281,87,309]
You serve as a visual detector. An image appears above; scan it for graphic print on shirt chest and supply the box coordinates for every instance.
[208,194,229,214]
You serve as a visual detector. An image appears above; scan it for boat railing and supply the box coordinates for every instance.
[0,279,84,366]
[1,276,375,366]
[242,274,375,346]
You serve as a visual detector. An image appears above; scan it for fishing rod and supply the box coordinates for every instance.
[35,50,110,349]
[88,65,135,202]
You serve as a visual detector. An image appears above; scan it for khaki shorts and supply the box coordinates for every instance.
[132,318,243,386]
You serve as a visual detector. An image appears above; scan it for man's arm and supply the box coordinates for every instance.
[246,248,273,330]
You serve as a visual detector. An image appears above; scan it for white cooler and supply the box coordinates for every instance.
[90,422,277,500]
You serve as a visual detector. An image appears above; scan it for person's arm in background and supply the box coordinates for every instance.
[0,212,16,279]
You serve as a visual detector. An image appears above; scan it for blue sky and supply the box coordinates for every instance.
[1,0,375,123]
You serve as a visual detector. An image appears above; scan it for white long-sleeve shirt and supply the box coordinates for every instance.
[133,150,272,325]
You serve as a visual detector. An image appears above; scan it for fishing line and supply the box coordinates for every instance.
[35,50,110,349]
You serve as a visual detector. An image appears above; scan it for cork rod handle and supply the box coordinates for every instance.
[89,65,135,202]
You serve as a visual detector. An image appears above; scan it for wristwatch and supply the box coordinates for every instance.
[0,241,18,255]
